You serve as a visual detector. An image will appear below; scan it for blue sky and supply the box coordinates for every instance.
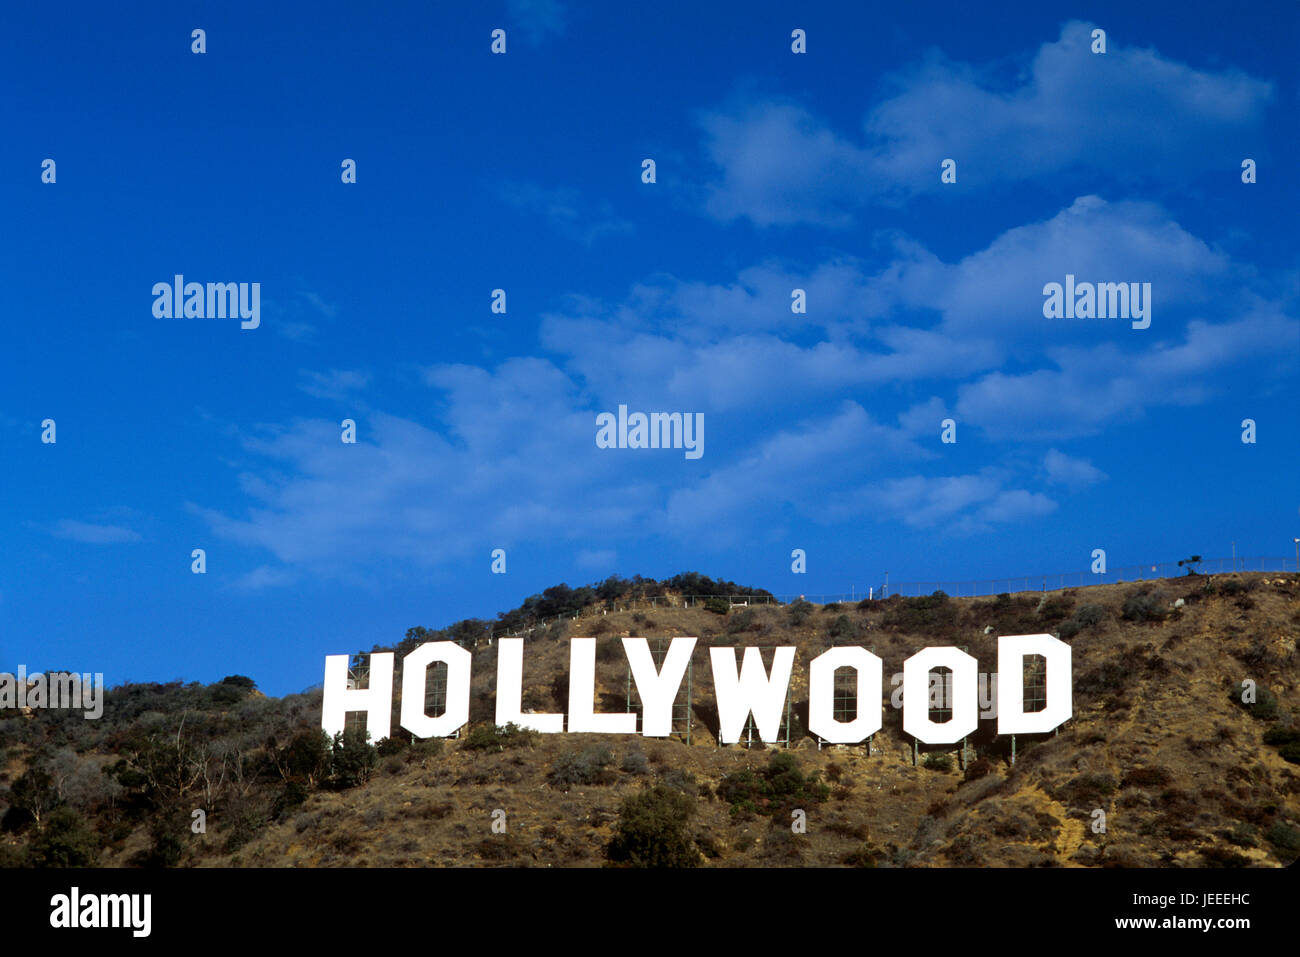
[2,1,1297,695]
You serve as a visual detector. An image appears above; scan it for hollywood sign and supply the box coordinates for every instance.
[321,635,1070,746]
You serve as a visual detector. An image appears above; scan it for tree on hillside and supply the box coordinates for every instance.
[272,728,332,787]
[605,784,701,868]
[6,765,58,830]
[330,728,377,788]
[27,806,99,868]
[108,713,207,810]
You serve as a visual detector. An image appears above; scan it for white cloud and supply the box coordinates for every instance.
[699,101,876,227]
[299,291,338,319]
[698,22,1273,226]
[298,369,370,400]
[231,565,299,591]
[538,196,1278,430]
[196,359,667,575]
[198,201,1295,576]
[575,549,617,571]
[49,520,141,544]
[956,305,1296,439]
[1043,449,1108,487]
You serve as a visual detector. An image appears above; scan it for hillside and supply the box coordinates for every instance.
[3,571,1298,868]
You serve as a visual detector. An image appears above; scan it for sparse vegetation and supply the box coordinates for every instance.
[703,597,730,616]
[548,746,615,789]
[882,591,957,634]
[922,752,953,772]
[329,728,378,789]
[1059,602,1106,639]
[25,806,99,868]
[1264,822,1300,856]
[727,608,759,634]
[786,599,814,627]
[462,722,537,752]
[717,752,829,819]
[1121,766,1171,789]
[1122,587,1169,623]
[621,751,650,775]
[1,569,1296,869]
[828,614,859,642]
[605,784,701,868]
[1227,685,1279,721]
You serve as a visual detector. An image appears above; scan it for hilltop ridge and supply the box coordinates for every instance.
[2,571,1298,868]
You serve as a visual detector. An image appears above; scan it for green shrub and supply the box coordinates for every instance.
[727,609,758,635]
[461,722,537,752]
[273,780,309,819]
[548,747,615,789]
[1075,603,1105,628]
[922,752,953,772]
[761,827,806,863]
[717,752,829,818]
[222,809,266,855]
[605,784,701,868]
[661,769,697,795]
[1278,742,1300,765]
[621,751,650,775]
[1223,823,1257,848]
[786,599,814,627]
[210,674,257,706]
[26,807,99,868]
[1227,685,1279,721]
[1062,603,1106,637]
[1037,597,1074,621]
[410,737,444,760]
[703,597,730,616]
[330,728,377,788]
[281,728,332,785]
[382,754,405,775]
[828,614,858,642]
[1262,726,1300,747]
[882,591,957,633]
[1264,822,1300,854]
[1121,589,1168,623]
